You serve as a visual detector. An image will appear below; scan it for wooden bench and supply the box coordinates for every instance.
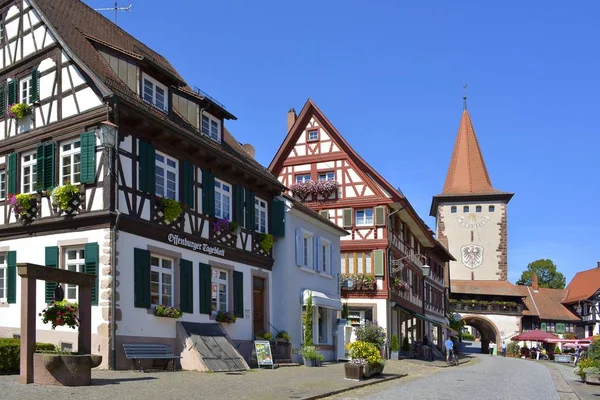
[123,344,181,372]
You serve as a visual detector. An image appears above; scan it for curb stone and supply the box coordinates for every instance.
[302,373,407,400]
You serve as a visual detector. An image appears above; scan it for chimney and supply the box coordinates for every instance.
[287,108,297,132]
[532,274,539,291]
[597,261,600,269]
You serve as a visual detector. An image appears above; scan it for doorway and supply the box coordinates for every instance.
[253,276,265,337]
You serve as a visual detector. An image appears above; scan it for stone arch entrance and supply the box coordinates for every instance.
[460,314,501,354]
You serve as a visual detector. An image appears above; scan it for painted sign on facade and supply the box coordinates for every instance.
[167,233,225,257]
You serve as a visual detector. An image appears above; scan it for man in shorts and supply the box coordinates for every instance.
[445,337,454,364]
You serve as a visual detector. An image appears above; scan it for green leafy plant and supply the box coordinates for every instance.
[52,183,80,211]
[298,345,324,361]
[154,305,182,318]
[303,292,313,346]
[507,341,520,356]
[275,331,291,342]
[0,338,56,373]
[160,198,183,223]
[575,358,600,378]
[554,344,561,354]
[354,321,386,350]
[8,193,35,216]
[262,332,273,341]
[215,310,237,323]
[40,300,79,329]
[402,336,410,352]
[390,334,399,352]
[461,332,475,341]
[259,233,275,252]
[341,303,349,320]
[229,221,241,235]
[8,103,31,119]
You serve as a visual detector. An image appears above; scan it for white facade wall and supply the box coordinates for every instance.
[271,202,344,362]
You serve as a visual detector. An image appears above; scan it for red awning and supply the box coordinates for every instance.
[545,338,591,344]
[511,329,558,342]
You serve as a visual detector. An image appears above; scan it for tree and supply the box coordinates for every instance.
[303,292,313,346]
[516,259,566,289]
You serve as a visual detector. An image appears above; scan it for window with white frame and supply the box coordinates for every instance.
[318,172,334,181]
[255,197,268,233]
[64,248,85,301]
[150,255,173,306]
[201,114,221,142]
[321,239,331,274]
[60,139,81,185]
[20,76,32,105]
[21,152,37,193]
[0,254,6,301]
[301,231,313,268]
[355,209,373,226]
[0,170,6,200]
[295,174,311,183]
[308,130,319,141]
[215,179,232,220]
[316,307,330,344]
[211,268,228,313]
[155,152,178,200]
[142,74,167,111]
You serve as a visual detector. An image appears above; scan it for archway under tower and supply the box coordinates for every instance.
[460,314,501,354]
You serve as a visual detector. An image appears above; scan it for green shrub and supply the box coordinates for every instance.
[554,344,561,354]
[303,292,313,346]
[390,334,399,352]
[461,332,475,341]
[0,338,56,373]
[507,341,520,355]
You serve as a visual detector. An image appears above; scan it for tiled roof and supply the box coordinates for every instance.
[451,280,524,297]
[518,286,580,321]
[33,0,281,188]
[563,266,600,303]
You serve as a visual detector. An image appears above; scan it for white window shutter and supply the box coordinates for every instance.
[316,237,323,272]
[313,236,319,271]
[329,245,333,274]
[295,229,303,266]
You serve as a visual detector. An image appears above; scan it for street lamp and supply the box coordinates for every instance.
[95,121,118,148]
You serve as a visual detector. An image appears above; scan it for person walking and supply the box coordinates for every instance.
[489,341,495,356]
[501,341,507,357]
[445,337,454,365]
[574,346,581,366]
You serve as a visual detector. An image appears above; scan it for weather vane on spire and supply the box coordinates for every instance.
[463,84,468,110]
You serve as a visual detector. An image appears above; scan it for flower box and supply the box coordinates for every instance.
[585,373,600,385]
[344,363,364,380]
[154,305,182,319]
[215,310,237,323]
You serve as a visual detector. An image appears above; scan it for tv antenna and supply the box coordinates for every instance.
[94,2,133,26]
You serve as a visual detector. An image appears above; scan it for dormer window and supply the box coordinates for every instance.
[142,74,167,112]
[202,113,221,142]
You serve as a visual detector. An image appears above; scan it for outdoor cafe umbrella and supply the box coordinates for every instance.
[511,329,558,342]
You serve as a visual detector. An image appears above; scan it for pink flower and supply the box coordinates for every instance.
[56,318,63,325]
[66,307,72,312]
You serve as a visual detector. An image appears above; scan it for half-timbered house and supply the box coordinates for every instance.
[269,99,454,349]
[0,0,286,370]
[563,263,600,338]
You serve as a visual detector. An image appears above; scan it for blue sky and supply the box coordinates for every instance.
[85,1,599,284]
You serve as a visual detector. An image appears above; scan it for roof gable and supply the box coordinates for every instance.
[563,266,600,303]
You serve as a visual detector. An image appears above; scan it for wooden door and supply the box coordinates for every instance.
[253,277,265,337]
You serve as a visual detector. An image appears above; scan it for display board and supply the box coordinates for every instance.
[254,340,274,369]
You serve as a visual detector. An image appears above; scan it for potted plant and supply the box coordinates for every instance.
[8,193,37,221]
[393,277,409,293]
[159,198,183,223]
[215,310,237,323]
[259,233,275,252]
[583,367,600,384]
[154,305,182,319]
[346,340,384,380]
[51,182,80,214]
[340,302,349,326]
[8,103,32,120]
[212,217,240,234]
[40,300,79,329]
[298,345,324,367]
[390,334,400,360]
[289,181,312,199]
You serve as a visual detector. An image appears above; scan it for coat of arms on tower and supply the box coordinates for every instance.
[461,244,484,269]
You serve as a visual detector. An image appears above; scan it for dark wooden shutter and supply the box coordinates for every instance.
[7,80,15,105]
[245,190,255,231]
[179,259,193,313]
[7,152,16,195]
[373,249,385,277]
[375,206,386,227]
[36,144,45,192]
[233,270,243,318]
[80,131,96,184]
[342,208,353,228]
[201,170,215,216]
[198,262,212,315]
[44,246,58,303]
[133,248,151,308]
[270,199,285,237]
[232,184,244,225]
[138,140,155,194]
[0,84,5,118]
[6,250,16,304]
[43,142,55,190]
[181,160,194,207]
[31,68,39,103]
[84,242,99,306]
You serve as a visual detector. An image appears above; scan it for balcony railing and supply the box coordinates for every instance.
[450,301,522,315]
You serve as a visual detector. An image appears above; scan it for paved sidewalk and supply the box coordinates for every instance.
[548,361,600,400]
[0,360,441,400]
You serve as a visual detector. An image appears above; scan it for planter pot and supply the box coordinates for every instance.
[390,351,399,360]
[271,342,291,361]
[344,363,364,380]
[304,358,315,367]
[585,373,600,385]
[33,353,102,386]
[363,363,384,378]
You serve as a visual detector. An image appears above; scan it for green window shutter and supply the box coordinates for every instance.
[43,142,55,190]
[36,144,45,191]
[0,84,5,118]
[44,246,58,303]
[270,199,285,237]
[201,170,215,216]
[556,322,565,334]
[540,322,547,331]
[31,68,39,103]
[7,80,15,105]
[198,262,212,315]
[375,206,386,227]
[7,152,16,195]
[233,270,243,318]
[84,242,99,306]
[179,259,193,313]
[80,131,96,184]
[245,190,255,231]
[342,208,353,228]
[182,160,194,207]
[134,248,151,308]
[138,140,155,194]
[232,184,244,225]
[373,249,385,277]
[6,251,16,304]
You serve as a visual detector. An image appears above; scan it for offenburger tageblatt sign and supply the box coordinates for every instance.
[167,233,225,257]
